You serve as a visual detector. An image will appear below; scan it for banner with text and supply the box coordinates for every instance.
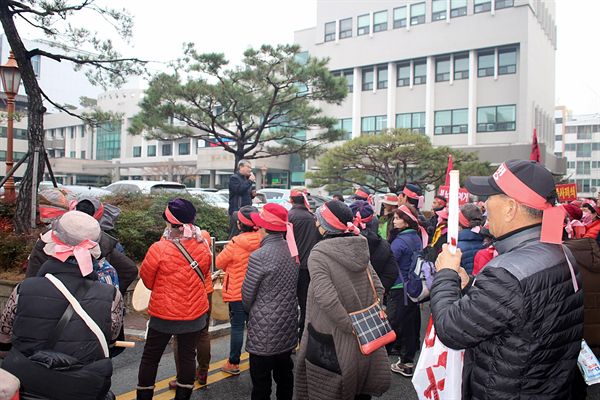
[556,183,577,203]
[438,185,470,206]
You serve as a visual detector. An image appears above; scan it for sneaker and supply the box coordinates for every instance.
[196,370,208,385]
[221,361,240,375]
[391,360,414,377]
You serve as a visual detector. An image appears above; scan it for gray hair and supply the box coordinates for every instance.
[238,159,252,168]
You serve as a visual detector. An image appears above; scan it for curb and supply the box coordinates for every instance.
[125,322,231,342]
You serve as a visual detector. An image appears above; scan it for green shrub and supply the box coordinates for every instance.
[107,193,229,263]
[0,231,34,272]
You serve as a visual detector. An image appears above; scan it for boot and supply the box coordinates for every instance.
[136,388,154,400]
[174,386,193,400]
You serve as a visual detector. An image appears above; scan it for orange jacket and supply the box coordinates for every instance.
[584,219,600,240]
[140,235,212,320]
[216,230,261,302]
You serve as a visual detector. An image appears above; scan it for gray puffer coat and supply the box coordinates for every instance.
[242,233,299,356]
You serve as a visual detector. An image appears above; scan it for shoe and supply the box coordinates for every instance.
[221,360,240,375]
[196,369,208,385]
[136,388,154,400]
[168,379,177,390]
[174,386,193,400]
[391,360,414,377]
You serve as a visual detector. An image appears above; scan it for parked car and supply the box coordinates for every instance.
[217,189,267,209]
[257,189,292,210]
[188,189,229,210]
[62,185,112,198]
[104,180,187,195]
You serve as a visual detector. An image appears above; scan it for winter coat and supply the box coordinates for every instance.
[242,233,299,356]
[377,213,393,241]
[362,229,399,291]
[140,236,211,320]
[585,219,600,240]
[457,229,485,275]
[564,237,600,355]
[288,204,321,270]
[472,246,496,276]
[430,225,584,400]
[390,229,422,286]
[295,235,391,400]
[228,172,253,215]
[27,231,138,294]
[216,230,261,302]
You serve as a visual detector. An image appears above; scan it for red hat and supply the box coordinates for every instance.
[563,203,583,221]
[251,203,299,259]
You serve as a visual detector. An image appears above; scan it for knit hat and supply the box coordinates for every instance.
[251,203,299,259]
[75,197,121,231]
[459,203,484,229]
[563,203,583,221]
[163,198,198,238]
[40,211,102,277]
[349,200,374,230]
[315,200,359,235]
[237,205,258,229]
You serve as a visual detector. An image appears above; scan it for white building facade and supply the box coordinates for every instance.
[295,0,564,173]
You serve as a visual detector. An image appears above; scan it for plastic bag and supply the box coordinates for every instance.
[578,339,600,385]
[412,317,464,400]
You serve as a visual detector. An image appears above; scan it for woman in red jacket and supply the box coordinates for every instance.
[136,199,211,400]
[583,204,600,241]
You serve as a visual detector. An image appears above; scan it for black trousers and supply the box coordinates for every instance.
[138,328,201,388]
[249,351,294,400]
[386,288,420,363]
[297,268,310,340]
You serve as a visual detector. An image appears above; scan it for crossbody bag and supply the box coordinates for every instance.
[172,240,205,284]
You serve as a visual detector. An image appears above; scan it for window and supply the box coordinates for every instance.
[454,54,469,80]
[451,0,468,17]
[567,161,575,169]
[133,146,141,157]
[397,63,410,86]
[474,0,492,13]
[593,161,600,169]
[413,60,427,85]
[81,151,86,159]
[81,126,85,138]
[393,6,407,28]
[565,143,576,151]
[70,151,76,158]
[577,143,592,157]
[498,47,517,75]
[593,143,600,151]
[339,18,352,39]
[377,65,388,89]
[554,152,562,158]
[436,57,450,82]
[31,55,41,77]
[70,127,75,139]
[162,143,172,156]
[576,179,591,193]
[361,115,387,134]
[343,70,354,92]
[577,162,591,175]
[396,112,425,134]
[179,142,190,155]
[373,10,388,32]
[478,50,495,77]
[555,117,563,124]
[96,122,121,160]
[577,125,592,139]
[357,14,370,36]
[410,3,426,26]
[362,68,374,91]
[555,135,562,141]
[324,21,336,42]
[334,118,353,140]
[435,109,468,134]
[57,128,64,139]
[147,145,156,157]
[495,0,514,10]
[477,105,517,132]
[432,0,447,21]
[566,126,577,133]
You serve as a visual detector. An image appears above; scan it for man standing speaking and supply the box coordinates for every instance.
[430,160,583,399]
[228,159,255,238]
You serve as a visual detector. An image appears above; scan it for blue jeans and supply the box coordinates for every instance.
[229,301,248,364]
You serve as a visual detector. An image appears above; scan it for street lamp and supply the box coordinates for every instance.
[260,165,268,189]
[0,51,21,203]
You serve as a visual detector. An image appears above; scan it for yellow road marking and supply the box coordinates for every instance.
[116,353,249,400]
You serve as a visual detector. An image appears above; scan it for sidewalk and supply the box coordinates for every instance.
[123,311,231,341]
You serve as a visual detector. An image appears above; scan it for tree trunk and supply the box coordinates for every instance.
[0,2,47,234]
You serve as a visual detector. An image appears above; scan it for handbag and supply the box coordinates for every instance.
[348,270,396,355]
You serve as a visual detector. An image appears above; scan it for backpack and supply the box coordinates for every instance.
[95,258,120,289]
[404,249,436,303]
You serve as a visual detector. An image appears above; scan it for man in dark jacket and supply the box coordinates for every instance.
[287,188,321,340]
[243,203,299,400]
[431,160,584,400]
[228,159,255,238]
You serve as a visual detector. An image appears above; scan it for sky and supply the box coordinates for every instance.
[14,0,600,115]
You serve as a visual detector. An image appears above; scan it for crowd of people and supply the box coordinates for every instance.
[0,158,599,400]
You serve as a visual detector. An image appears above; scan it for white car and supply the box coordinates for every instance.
[188,189,229,210]
[104,180,187,195]
[62,185,113,198]
[257,189,292,210]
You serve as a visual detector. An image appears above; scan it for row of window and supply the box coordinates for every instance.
[564,143,600,157]
[573,179,600,193]
[332,46,517,92]
[130,142,192,158]
[68,151,87,159]
[336,104,516,136]
[0,151,27,162]
[0,127,28,140]
[46,126,85,139]
[324,0,514,42]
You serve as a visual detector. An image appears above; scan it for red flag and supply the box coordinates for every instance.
[444,154,453,186]
[530,129,541,163]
